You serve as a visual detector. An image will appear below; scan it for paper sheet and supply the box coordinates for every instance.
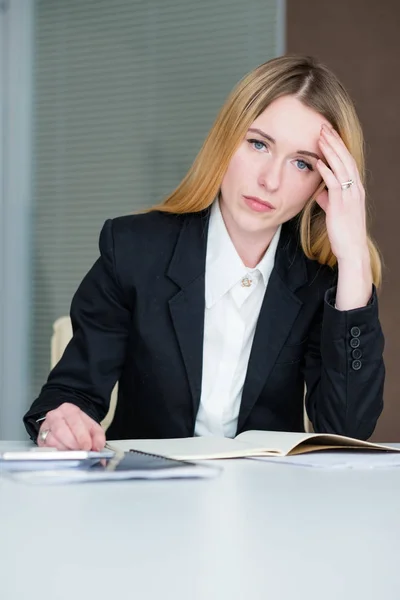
[252,451,400,469]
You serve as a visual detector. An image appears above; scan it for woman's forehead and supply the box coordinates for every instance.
[250,95,331,145]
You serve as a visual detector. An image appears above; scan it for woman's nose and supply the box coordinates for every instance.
[258,160,282,193]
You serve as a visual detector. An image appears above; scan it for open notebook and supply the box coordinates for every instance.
[106,430,400,461]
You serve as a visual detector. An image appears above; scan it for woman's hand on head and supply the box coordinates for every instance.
[315,124,373,309]
[315,124,369,263]
[37,403,106,451]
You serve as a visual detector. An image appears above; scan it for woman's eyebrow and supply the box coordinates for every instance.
[248,128,321,160]
[248,127,276,143]
[297,150,321,160]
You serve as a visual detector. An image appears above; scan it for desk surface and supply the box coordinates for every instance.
[1,441,400,600]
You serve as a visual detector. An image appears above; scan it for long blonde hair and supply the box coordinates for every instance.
[151,55,381,286]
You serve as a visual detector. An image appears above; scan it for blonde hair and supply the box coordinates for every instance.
[151,55,381,287]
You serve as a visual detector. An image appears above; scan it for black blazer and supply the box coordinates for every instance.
[24,209,385,441]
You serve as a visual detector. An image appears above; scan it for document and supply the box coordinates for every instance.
[106,430,400,461]
[252,450,400,469]
[5,449,221,484]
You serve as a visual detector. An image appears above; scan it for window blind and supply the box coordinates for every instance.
[32,0,282,396]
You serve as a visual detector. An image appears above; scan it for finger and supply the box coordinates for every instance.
[63,412,93,451]
[316,159,342,195]
[320,127,358,182]
[49,417,83,450]
[39,428,69,451]
[318,136,349,186]
[81,412,106,451]
[92,429,106,452]
[44,410,82,450]
[37,421,59,448]
[37,422,50,447]
[329,127,360,176]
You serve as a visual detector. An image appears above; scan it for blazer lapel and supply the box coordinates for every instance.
[237,220,308,432]
[167,210,210,422]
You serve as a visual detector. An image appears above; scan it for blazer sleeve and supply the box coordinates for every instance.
[304,285,385,440]
[23,219,132,440]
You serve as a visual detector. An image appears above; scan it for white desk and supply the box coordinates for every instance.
[1,440,400,600]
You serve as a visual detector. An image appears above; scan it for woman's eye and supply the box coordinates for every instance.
[295,159,313,172]
[248,139,268,151]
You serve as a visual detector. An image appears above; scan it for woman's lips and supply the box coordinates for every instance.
[243,195,276,213]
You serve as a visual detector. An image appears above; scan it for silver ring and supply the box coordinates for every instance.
[39,428,51,443]
[341,179,354,190]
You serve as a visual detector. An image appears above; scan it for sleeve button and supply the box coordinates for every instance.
[352,348,362,359]
[350,338,360,348]
[352,359,362,370]
[350,326,361,337]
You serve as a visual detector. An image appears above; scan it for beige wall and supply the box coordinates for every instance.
[287,0,400,441]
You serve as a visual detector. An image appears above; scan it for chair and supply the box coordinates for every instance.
[304,387,313,433]
[51,315,312,433]
[51,316,117,431]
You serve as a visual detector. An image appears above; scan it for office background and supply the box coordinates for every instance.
[0,0,398,441]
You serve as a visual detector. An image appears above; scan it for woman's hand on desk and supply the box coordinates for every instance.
[37,403,106,451]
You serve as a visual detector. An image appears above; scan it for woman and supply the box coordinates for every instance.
[24,55,385,451]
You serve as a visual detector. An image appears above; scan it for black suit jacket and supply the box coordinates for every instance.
[24,209,385,441]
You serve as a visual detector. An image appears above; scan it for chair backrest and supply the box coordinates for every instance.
[51,316,117,431]
[51,316,73,368]
[303,388,313,433]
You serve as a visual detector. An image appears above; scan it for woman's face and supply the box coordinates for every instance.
[220,94,329,236]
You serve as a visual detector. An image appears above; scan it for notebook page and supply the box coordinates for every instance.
[106,435,271,460]
[235,430,316,455]
[235,430,400,455]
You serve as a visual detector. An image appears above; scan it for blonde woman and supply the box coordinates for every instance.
[25,55,385,451]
